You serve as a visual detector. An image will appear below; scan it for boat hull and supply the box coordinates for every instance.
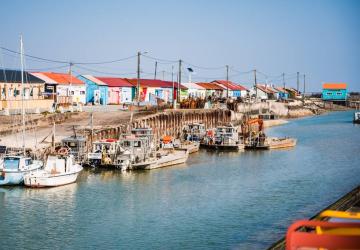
[145,150,189,170]
[200,143,244,151]
[268,138,297,149]
[24,168,83,188]
[0,164,43,186]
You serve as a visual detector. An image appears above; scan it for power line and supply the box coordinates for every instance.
[74,64,136,76]
[0,46,137,65]
[182,60,226,70]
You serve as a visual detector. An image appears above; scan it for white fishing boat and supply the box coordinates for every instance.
[24,154,83,188]
[0,156,43,185]
[0,36,43,185]
[201,124,244,151]
[268,137,297,149]
[354,112,360,124]
[174,139,200,154]
[86,138,119,167]
[182,123,206,142]
[152,148,189,169]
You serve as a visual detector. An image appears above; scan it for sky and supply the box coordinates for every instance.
[1,0,359,91]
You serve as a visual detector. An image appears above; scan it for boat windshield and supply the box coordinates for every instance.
[3,157,20,170]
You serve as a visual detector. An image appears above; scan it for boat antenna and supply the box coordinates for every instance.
[52,121,56,151]
[20,35,26,156]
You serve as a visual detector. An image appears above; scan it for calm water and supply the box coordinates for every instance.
[1,111,359,250]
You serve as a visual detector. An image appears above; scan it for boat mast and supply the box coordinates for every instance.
[20,35,25,156]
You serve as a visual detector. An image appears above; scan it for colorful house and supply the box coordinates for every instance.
[212,80,248,98]
[274,86,289,100]
[126,79,187,103]
[255,84,278,100]
[96,77,134,104]
[322,83,347,101]
[195,82,225,98]
[78,75,108,105]
[1,69,52,111]
[182,82,206,98]
[33,72,86,104]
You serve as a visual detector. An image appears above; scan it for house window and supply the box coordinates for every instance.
[70,91,75,95]
[336,92,342,95]
[326,92,332,95]
[80,91,85,95]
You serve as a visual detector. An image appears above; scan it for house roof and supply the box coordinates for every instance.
[256,84,278,94]
[274,86,287,93]
[284,87,300,94]
[195,82,225,90]
[80,75,108,86]
[0,69,45,83]
[35,72,84,85]
[212,80,248,91]
[95,77,134,87]
[126,79,187,89]
[182,82,206,90]
[322,83,347,90]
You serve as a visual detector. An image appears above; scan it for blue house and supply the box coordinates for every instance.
[274,87,289,100]
[78,75,108,105]
[322,83,347,101]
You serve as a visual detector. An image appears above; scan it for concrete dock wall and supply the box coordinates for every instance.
[90,109,232,142]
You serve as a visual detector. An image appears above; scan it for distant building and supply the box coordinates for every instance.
[126,79,187,103]
[0,69,53,111]
[284,87,301,99]
[33,72,86,104]
[182,82,206,99]
[212,80,248,98]
[255,84,278,100]
[274,86,289,100]
[322,83,347,101]
[78,75,109,105]
[195,82,224,98]
[96,77,134,104]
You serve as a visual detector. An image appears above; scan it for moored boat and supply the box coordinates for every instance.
[200,124,244,151]
[86,138,119,167]
[0,156,43,185]
[24,154,83,188]
[268,137,297,149]
[354,112,360,124]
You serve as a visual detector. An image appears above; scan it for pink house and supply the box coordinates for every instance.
[95,77,134,104]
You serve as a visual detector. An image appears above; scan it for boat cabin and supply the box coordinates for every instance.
[120,136,153,160]
[92,139,118,154]
[214,125,239,145]
[1,156,33,171]
[45,155,76,173]
[61,136,86,161]
[183,123,206,141]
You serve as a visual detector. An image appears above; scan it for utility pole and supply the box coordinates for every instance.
[90,112,94,147]
[178,59,182,103]
[172,65,175,108]
[68,62,73,102]
[303,74,306,102]
[282,73,285,89]
[226,65,229,98]
[296,72,299,92]
[154,61,157,80]
[137,51,141,104]
[254,69,257,101]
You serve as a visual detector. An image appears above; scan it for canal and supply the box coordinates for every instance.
[0,111,359,249]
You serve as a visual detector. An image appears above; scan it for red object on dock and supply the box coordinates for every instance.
[286,220,360,250]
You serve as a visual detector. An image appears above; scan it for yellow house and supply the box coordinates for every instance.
[0,69,53,111]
